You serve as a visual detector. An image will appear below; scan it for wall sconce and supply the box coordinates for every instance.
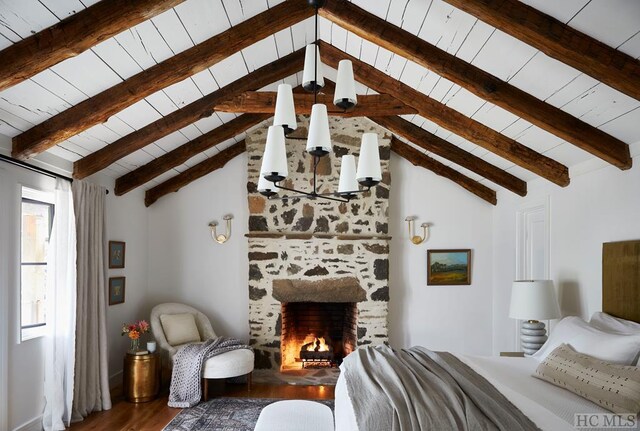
[405,216,429,245]
[208,215,233,244]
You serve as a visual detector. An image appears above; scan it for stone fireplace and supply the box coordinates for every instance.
[246,116,391,370]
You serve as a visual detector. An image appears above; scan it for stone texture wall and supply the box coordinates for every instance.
[246,115,391,369]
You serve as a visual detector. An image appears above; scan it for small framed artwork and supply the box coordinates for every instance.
[108,241,126,269]
[109,277,126,305]
[427,249,471,286]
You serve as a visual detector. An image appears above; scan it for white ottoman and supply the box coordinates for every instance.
[254,400,334,431]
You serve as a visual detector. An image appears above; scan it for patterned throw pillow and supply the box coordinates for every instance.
[533,344,640,414]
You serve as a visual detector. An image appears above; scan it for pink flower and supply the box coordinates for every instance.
[137,320,150,333]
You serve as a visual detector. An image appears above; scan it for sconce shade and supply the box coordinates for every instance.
[509,280,561,320]
[356,133,382,187]
[306,104,332,157]
[334,60,357,110]
[338,155,359,196]
[260,126,288,182]
[302,44,324,92]
[273,84,297,135]
[257,175,277,197]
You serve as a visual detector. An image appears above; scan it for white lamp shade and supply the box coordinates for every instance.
[302,44,325,91]
[509,280,561,320]
[334,60,357,109]
[273,84,297,133]
[338,155,359,195]
[257,175,275,193]
[306,104,332,154]
[260,126,288,180]
[356,133,382,182]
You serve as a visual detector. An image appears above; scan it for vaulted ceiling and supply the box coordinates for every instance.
[0,0,638,206]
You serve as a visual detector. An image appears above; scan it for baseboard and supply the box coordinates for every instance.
[109,370,122,389]
[12,415,42,431]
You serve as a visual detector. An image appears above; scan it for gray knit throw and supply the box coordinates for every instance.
[168,337,252,408]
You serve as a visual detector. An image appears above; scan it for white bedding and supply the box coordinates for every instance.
[335,354,613,431]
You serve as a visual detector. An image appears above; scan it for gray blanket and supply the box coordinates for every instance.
[168,337,252,408]
[342,345,540,431]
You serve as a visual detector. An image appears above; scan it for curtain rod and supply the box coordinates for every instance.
[0,153,109,194]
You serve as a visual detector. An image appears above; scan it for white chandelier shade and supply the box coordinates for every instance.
[334,60,357,110]
[260,125,288,182]
[273,83,297,134]
[306,103,332,156]
[356,133,382,186]
[257,174,276,196]
[338,155,359,196]
[302,44,325,92]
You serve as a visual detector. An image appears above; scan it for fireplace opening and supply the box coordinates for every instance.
[281,302,357,370]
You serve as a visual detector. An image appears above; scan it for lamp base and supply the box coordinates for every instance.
[520,320,547,356]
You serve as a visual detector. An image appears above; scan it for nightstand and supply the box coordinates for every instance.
[123,352,161,403]
[500,351,525,358]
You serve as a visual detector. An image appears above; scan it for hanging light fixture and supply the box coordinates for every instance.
[258,0,380,203]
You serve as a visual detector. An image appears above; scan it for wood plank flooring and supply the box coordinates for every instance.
[68,382,335,431]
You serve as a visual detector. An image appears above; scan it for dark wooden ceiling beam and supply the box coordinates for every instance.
[115,114,269,196]
[391,138,497,205]
[145,141,245,206]
[442,0,640,101]
[371,116,527,196]
[73,49,305,179]
[319,0,632,170]
[0,0,185,92]
[320,42,569,187]
[12,0,313,160]
[215,91,417,116]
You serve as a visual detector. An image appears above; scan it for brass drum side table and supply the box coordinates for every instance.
[123,352,160,403]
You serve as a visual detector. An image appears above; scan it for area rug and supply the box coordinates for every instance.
[162,398,335,431]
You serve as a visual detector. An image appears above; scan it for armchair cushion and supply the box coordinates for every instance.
[160,313,201,346]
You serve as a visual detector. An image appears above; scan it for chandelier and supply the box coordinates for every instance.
[257,0,382,203]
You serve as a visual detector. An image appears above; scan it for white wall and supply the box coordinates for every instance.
[147,154,251,341]
[388,154,495,355]
[492,155,640,354]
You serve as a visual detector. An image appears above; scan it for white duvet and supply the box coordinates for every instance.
[335,354,613,431]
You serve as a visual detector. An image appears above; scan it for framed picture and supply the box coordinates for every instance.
[109,277,126,305]
[108,241,125,269]
[427,249,471,285]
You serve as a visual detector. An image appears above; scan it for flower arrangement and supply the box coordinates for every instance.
[122,320,150,352]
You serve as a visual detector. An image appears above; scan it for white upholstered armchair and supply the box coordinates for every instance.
[150,303,254,399]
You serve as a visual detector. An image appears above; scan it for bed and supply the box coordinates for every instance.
[335,240,640,431]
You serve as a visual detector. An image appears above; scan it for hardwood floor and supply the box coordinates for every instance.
[68,382,335,431]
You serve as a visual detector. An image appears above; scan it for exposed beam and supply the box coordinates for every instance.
[215,91,417,116]
[320,42,570,187]
[115,114,269,196]
[12,0,313,160]
[442,0,640,101]
[319,0,632,170]
[0,0,185,92]
[73,49,305,179]
[145,141,245,206]
[371,116,527,196]
[391,138,497,205]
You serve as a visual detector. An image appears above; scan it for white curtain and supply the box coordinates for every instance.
[71,180,112,421]
[43,179,77,431]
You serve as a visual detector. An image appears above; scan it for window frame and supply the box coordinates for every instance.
[19,189,55,341]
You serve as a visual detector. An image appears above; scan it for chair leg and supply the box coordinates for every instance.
[203,378,209,401]
[247,372,252,392]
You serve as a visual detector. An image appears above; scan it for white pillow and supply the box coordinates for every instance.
[160,313,201,346]
[532,316,640,365]
[590,312,640,366]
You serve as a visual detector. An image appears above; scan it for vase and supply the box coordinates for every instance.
[129,338,140,353]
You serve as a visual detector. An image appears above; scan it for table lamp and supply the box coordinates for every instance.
[509,280,561,355]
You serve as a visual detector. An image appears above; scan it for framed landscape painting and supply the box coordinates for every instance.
[427,249,471,285]
[109,277,125,305]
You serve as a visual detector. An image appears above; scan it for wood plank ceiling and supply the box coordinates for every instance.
[0,0,638,206]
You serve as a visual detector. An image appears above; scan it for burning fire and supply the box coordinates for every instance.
[305,337,330,352]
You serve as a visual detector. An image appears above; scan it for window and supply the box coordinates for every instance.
[20,188,54,341]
